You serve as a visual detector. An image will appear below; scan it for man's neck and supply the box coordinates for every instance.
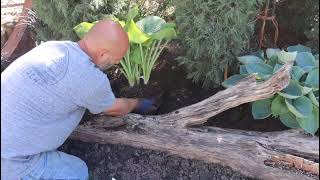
[77,39,98,64]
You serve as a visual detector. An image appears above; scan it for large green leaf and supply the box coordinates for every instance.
[125,6,139,31]
[305,68,319,90]
[296,106,319,135]
[151,28,177,40]
[127,6,139,20]
[277,50,297,64]
[271,95,289,116]
[222,75,246,88]
[308,91,319,107]
[73,22,94,38]
[279,112,300,129]
[237,55,264,64]
[245,62,273,79]
[252,99,272,119]
[278,80,302,99]
[136,16,166,36]
[290,66,305,81]
[285,96,313,118]
[266,48,281,59]
[127,20,150,44]
[295,52,317,72]
[239,65,248,75]
[287,44,311,53]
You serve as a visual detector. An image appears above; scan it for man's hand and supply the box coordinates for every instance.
[103,98,159,116]
[103,98,139,116]
[133,98,158,114]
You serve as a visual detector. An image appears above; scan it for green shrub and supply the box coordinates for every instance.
[223,44,319,135]
[173,0,262,87]
[33,0,129,41]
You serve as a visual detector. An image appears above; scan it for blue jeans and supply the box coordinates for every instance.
[21,151,89,180]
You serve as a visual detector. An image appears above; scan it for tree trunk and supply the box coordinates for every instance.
[70,63,319,180]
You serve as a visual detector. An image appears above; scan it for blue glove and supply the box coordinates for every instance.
[134,98,158,114]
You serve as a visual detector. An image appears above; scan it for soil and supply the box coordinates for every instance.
[60,140,254,180]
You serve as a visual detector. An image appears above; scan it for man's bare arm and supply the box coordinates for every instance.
[103,98,139,116]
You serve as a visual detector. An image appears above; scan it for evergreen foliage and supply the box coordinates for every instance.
[173,0,262,87]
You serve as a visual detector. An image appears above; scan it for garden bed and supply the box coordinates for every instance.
[84,40,289,132]
[63,41,318,180]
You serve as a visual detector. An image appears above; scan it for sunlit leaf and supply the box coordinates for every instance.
[277,50,297,64]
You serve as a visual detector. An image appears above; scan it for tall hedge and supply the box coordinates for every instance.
[173,0,262,87]
[33,0,129,41]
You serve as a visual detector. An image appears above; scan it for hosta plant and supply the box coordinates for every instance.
[73,6,177,86]
[222,44,319,135]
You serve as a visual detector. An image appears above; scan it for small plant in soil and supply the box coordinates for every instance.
[73,6,177,86]
[223,44,319,135]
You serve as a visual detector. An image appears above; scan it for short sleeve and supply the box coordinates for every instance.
[70,68,115,114]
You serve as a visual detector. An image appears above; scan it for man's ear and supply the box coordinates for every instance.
[100,49,110,58]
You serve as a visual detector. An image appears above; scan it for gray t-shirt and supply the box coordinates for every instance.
[1,41,115,159]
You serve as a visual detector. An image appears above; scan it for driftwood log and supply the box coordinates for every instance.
[70,63,319,180]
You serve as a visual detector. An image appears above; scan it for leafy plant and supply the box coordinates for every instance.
[173,0,262,87]
[73,6,177,86]
[223,44,319,135]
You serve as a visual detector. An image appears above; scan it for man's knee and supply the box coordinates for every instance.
[53,151,89,179]
[64,152,89,178]
[23,151,89,180]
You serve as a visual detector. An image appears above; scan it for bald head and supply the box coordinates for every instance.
[79,20,129,67]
